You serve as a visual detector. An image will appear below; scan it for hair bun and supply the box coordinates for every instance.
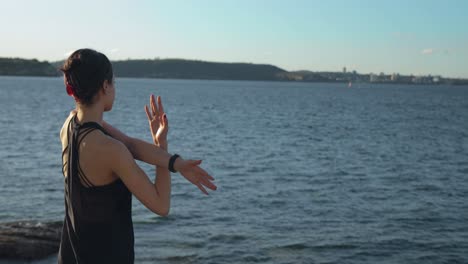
[60,48,113,105]
[70,57,82,70]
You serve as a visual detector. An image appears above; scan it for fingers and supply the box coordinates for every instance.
[150,95,155,114]
[182,160,217,195]
[162,113,168,127]
[191,163,217,191]
[196,182,209,195]
[195,165,214,181]
[157,96,164,115]
[144,105,152,121]
[205,172,214,181]
[195,172,217,195]
[189,159,202,166]
[200,176,217,191]
[151,94,159,117]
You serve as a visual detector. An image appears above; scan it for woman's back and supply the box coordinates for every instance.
[58,114,134,264]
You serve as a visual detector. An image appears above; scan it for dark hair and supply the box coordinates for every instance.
[60,49,113,105]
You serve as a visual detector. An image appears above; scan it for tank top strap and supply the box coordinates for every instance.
[70,116,113,189]
[72,116,111,137]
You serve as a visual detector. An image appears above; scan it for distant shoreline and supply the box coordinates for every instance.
[2,75,468,88]
[1,57,467,85]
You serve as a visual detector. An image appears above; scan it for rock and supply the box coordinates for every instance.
[0,221,62,260]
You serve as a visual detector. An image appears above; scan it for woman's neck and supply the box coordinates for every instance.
[76,103,104,125]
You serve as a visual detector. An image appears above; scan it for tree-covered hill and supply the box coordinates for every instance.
[0,58,57,76]
[111,59,287,81]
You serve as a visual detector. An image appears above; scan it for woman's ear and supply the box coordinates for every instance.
[102,80,110,94]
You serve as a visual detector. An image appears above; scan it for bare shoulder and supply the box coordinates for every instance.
[90,132,133,163]
[95,133,137,176]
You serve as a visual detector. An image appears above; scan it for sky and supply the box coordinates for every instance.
[0,0,467,78]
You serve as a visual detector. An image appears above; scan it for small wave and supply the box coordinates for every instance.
[171,241,206,249]
[390,216,443,224]
[241,255,272,263]
[271,242,358,251]
[258,152,276,160]
[226,172,244,177]
[413,184,443,192]
[311,243,358,250]
[246,166,269,173]
[279,242,310,250]
[142,254,199,263]
[415,253,439,262]
[165,254,198,262]
[4,154,25,159]
[156,212,203,222]
[212,216,235,222]
[216,163,243,170]
[335,169,350,176]
[208,233,248,243]
[171,192,195,199]
[270,199,287,206]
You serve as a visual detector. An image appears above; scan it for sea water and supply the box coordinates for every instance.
[0,76,467,263]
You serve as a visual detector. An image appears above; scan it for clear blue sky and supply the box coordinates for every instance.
[1,0,467,78]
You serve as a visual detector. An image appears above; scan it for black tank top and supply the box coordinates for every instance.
[58,115,134,264]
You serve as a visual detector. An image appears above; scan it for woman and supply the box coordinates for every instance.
[58,49,216,263]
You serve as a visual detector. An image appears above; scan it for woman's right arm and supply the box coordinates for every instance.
[146,95,171,214]
[108,139,171,216]
[153,144,171,215]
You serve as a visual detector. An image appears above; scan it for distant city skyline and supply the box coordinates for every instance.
[1,0,467,78]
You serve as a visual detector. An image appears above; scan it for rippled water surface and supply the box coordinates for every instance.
[1,76,468,263]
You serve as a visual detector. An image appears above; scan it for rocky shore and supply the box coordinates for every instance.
[0,221,62,260]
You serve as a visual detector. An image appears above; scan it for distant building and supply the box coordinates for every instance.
[343,67,347,74]
[391,73,399,81]
[370,73,378,82]
[412,76,422,83]
[412,75,433,84]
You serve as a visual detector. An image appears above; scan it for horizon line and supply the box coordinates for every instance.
[1,55,466,80]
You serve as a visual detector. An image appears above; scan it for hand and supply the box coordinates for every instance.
[176,158,217,195]
[144,95,168,148]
